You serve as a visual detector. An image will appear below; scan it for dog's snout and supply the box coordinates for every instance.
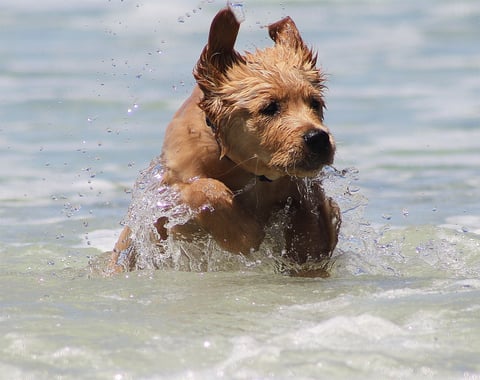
[303,129,331,154]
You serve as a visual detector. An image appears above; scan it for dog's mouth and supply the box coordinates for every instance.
[284,156,333,178]
[262,153,333,181]
[295,157,332,175]
[264,128,335,180]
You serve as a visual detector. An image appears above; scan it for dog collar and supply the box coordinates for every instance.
[257,175,272,182]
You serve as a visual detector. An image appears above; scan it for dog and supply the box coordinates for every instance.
[108,5,341,276]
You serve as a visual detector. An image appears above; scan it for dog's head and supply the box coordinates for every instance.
[194,6,335,180]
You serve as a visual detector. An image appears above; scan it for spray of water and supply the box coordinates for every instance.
[120,156,379,275]
[104,156,480,278]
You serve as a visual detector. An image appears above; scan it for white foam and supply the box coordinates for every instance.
[79,228,120,252]
[442,215,480,235]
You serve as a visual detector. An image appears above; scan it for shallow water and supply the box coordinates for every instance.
[1,0,480,378]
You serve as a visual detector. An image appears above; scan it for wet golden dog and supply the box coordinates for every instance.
[109,6,341,275]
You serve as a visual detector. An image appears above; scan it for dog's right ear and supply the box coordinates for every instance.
[194,7,244,92]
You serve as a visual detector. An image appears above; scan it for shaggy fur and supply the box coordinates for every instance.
[108,6,341,276]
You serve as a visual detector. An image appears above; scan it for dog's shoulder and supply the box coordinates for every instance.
[161,86,230,183]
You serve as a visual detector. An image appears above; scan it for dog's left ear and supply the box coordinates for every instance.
[194,6,245,159]
[194,7,244,92]
[268,17,304,48]
[268,17,317,66]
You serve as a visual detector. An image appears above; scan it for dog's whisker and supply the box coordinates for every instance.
[218,154,260,178]
[231,155,262,198]
[232,177,257,197]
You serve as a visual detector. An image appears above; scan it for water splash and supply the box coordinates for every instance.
[119,156,480,277]
[113,159,480,277]
[121,157,376,274]
[319,167,393,276]
[228,2,246,23]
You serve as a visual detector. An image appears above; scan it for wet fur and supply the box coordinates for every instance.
[108,7,341,276]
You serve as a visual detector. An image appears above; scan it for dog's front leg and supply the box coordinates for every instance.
[174,178,265,255]
[284,191,341,264]
[107,225,136,273]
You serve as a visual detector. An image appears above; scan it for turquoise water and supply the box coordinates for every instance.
[1,0,479,378]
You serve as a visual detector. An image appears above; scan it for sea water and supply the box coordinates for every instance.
[1,0,480,378]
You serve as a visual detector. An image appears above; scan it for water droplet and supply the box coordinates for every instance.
[347,185,360,194]
[228,2,246,23]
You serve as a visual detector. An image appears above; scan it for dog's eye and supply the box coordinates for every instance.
[260,101,280,116]
[310,97,323,111]
[310,97,325,119]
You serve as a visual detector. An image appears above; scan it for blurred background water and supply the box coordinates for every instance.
[1,0,479,378]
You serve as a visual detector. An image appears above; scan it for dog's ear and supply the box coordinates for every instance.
[268,17,304,49]
[194,7,243,90]
[268,16,317,66]
[194,7,244,159]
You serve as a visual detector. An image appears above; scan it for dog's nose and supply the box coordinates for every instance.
[303,129,331,154]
